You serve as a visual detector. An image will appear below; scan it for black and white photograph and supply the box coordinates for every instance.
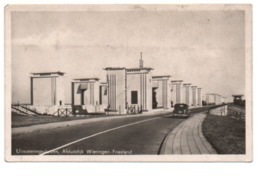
[5,4,252,162]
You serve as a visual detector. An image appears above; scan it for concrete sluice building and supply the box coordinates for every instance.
[28,57,209,116]
[71,78,108,114]
[170,82,203,107]
[206,93,222,105]
[29,72,67,114]
[221,97,227,104]
[152,76,171,109]
[104,66,153,114]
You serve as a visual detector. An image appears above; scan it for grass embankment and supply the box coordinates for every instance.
[11,112,107,128]
[202,114,245,154]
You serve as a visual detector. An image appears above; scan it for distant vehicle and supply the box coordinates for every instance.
[173,103,190,118]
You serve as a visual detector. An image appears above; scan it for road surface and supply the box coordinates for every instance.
[12,112,187,155]
[12,105,224,155]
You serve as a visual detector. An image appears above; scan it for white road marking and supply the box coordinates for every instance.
[40,116,162,155]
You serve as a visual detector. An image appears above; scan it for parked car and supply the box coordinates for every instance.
[173,103,190,118]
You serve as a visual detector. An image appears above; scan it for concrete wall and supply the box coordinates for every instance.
[100,85,108,107]
[171,82,183,106]
[107,69,126,114]
[56,76,65,105]
[73,82,81,105]
[27,105,71,115]
[182,86,187,105]
[209,105,228,116]
[152,78,171,109]
[191,86,197,106]
[155,81,163,108]
[206,94,222,105]
[126,73,152,111]
[206,94,215,104]
[127,73,141,107]
[197,88,202,106]
[32,76,65,106]
[146,73,153,111]
[183,85,192,106]
[221,97,226,104]
[72,82,99,106]
[71,80,109,113]
[214,94,222,105]
[33,78,52,106]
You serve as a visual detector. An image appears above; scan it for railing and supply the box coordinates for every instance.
[12,105,34,115]
[53,108,73,117]
[11,105,28,115]
[127,105,141,115]
[20,105,42,115]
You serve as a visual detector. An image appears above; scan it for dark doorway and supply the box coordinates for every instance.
[131,91,138,104]
[81,89,86,105]
[152,88,158,109]
[99,86,102,105]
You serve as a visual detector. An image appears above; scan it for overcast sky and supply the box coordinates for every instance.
[11,7,245,104]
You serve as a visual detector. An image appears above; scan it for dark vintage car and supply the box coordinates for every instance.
[173,103,190,118]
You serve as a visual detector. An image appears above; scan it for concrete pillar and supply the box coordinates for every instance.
[191,86,197,106]
[197,88,202,106]
[105,68,127,114]
[162,79,170,109]
[71,82,74,106]
[146,73,153,112]
[183,83,192,106]
[152,76,171,109]
[221,97,226,104]
[140,73,147,111]
[214,94,220,105]
[30,77,33,105]
[206,93,214,105]
[108,74,117,110]
[138,72,153,111]
[100,83,108,107]
[171,80,183,106]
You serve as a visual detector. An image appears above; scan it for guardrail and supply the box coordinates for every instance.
[191,104,245,120]
[190,104,228,114]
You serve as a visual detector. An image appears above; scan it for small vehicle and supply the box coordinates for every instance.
[173,103,190,118]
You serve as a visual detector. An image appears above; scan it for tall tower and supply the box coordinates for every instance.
[139,52,143,68]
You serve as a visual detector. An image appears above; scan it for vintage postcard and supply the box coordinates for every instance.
[5,4,252,162]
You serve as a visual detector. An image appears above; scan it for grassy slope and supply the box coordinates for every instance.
[202,114,245,154]
[11,112,107,128]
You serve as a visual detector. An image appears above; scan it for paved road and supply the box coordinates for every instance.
[12,112,187,155]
